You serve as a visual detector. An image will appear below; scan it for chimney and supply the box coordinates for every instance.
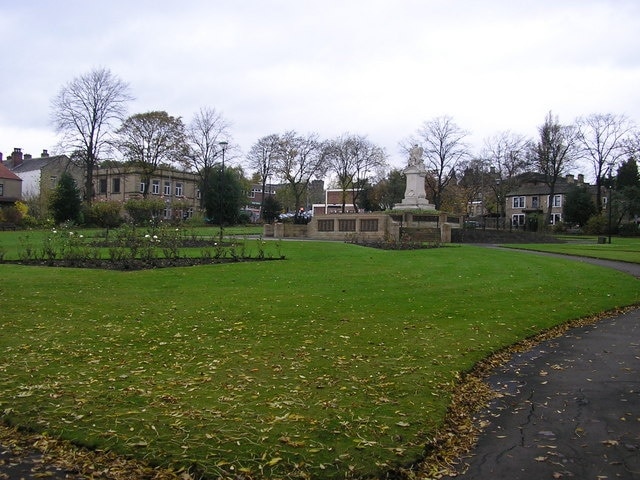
[578,174,584,184]
[12,147,23,167]
[0,152,3,164]
[566,174,574,183]
[24,154,32,161]
[41,149,49,158]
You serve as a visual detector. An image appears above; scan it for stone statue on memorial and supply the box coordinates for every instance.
[393,143,434,210]
[408,144,424,168]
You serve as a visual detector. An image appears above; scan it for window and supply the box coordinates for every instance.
[175,182,183,197]
[531,196,539,208]
[152,180,160,195]
[338,219,356,232]
[512,196,525,208]
[98,179,107,194]
[196,189,201,199]
[512,214,525,226]
[164,181,171,195]
[0,183,3,196]
[140,182,145,193]
[550,213,562,224]
[551,195,562,207]
[112,178,121,193]
[317,219,334,232]
[50,176,58,188]
[360,219,379,232]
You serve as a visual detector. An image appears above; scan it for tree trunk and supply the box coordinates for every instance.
[84,163,94,205]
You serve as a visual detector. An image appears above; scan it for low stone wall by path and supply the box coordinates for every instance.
[452,228,562,243]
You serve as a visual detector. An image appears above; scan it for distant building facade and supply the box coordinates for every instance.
[505,172,599,228]
[92,163,200,220]
[2,147,332,223]
[0,161,22,205]
[313,189,360,215]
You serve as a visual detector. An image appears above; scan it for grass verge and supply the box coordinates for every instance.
[503,236,640,263]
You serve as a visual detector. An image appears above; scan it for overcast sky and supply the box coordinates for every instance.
[2,0,639,174]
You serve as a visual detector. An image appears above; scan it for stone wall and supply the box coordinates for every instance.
[265,213,401,242]
[263,212,462,243]
[451,228,562,243]
[264,211,462,243]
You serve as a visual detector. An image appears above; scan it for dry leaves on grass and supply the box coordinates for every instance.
[0,424,191,479]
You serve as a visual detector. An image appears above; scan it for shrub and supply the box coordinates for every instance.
[184,212,206,226]
[86,201,123,228]
[124,198,165,225]
[3,205,22,224]
[618,222,640,237]
[552,221,567,233]
[584,214,607,235]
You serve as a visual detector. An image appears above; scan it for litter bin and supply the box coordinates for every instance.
[598,236,607,244]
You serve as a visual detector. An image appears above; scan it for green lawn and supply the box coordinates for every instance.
[0,239,638,479]
[503,236,640,263]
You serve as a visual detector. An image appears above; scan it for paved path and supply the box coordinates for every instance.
[442,251,640,479]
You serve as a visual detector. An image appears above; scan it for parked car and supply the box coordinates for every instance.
[464,220,482,229]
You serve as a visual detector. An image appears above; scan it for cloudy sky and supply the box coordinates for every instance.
[2,0,639,173]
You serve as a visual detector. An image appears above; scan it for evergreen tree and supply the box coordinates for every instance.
[616,158,640,222]
[49,172,82,224]
[563,185,597,226]
[204,166,245,225]
[617,158,640,189]
[261,195,282,223]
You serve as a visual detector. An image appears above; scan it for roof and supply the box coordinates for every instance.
[0,162,22,181]
[10,155,70,174]
[506,172,597,197]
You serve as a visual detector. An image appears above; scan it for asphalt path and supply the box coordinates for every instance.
[442,251,640,479]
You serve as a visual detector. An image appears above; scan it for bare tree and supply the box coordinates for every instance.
[185,107,232,209]
[408,116,470,210]
[323,133,387,212]
[576,113,634,209]
[246,134,280,218]
[457,157,490,218]
[273,131,326,218]
[115,111,187,197]
[51,67,133,204]
[533,112,578,226]
[623,129,640,160]
[481,131,530,224]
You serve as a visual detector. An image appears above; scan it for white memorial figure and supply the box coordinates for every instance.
[394,144,434,210]
[408,144,424,168]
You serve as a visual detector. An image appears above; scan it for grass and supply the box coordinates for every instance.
[0,235,638,478]
[503,236,640,263]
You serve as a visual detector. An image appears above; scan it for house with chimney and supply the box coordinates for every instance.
[3,148,81,199]
[505,172,598,229]
[0,161,22,206]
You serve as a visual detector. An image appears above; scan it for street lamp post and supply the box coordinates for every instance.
[495,178,501,230]
[607,162,614,244]
[218,141,228,239]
